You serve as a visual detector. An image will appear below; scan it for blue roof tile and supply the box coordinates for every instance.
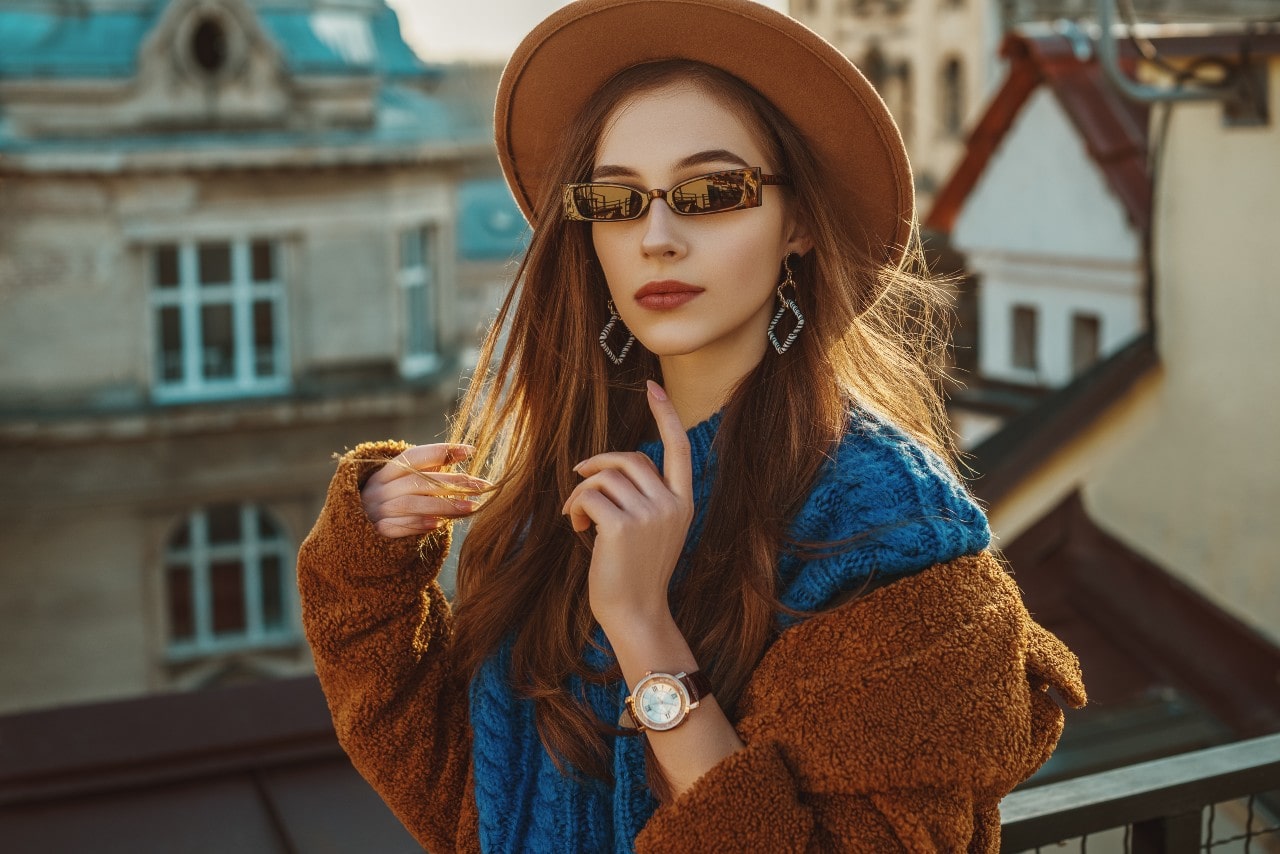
[0,11,154,78]
[0,3,439,80]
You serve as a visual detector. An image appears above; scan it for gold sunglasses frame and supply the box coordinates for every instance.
[562,167,790,222]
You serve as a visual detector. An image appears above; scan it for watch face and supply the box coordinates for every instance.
[635,674,689,731]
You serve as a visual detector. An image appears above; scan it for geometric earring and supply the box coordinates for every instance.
[599,299,635,365]
[767,253,805,355]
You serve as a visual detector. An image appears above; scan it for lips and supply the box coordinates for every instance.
[634,280,704,310]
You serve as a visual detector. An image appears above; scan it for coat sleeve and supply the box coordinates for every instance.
[296,441,473,854]
[635,551,1086,853]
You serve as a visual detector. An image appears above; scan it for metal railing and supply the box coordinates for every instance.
[1002,733,1280,852]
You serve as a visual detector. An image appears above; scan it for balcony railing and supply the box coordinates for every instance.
[1001,732,1280,852]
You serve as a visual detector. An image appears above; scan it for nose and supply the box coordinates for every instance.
[639,196,687,260]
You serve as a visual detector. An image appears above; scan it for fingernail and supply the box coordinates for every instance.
[571,461,584,473]
[646,380,667,401]
[450,445,475,461]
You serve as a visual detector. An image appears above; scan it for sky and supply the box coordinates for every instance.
[386,0,790,63]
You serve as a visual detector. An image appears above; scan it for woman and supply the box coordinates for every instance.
[298,0,1085,851]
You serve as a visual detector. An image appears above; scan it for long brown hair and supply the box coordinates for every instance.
[447,61,955,789]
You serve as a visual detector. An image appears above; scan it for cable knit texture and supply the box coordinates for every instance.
[297,416,1086,853]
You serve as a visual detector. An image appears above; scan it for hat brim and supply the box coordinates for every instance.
[495,0,914,264]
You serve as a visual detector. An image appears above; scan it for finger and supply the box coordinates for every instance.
[646,381,692,501]
[572,452,664,496]
[375,444,475,484]
[378,494,480,520]
[561,469,644,518]
[381,470,491,498]
[564,487,624,533]
[374,515,448,538]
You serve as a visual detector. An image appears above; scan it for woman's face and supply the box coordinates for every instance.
[590,83,811,372]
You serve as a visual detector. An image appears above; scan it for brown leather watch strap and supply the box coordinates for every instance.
[680,670,713,704]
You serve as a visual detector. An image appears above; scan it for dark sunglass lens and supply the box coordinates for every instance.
[573,185,644,220]
[671,173,747,214]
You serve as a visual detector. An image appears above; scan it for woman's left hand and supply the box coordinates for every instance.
[562,380,694,633]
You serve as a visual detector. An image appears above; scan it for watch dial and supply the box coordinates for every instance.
[641,682,683,725]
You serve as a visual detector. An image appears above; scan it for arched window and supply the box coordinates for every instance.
[941,57,965,138]
[164,503,297,658]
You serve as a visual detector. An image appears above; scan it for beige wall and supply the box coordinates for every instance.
[0,159,502,713]
[989,58,1280,644]
[794,0,996,204]
[0,403,455,715]
[1085,59,1280,642]
[0,168,463,407]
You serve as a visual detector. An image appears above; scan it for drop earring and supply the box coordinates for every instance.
[599,299,635,365]
[768,253,805,355]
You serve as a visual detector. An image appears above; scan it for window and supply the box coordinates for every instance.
[164,504,297,659]
[863,43,888,92]
[151,238,288,401]
[941,57,965,138]
[1071,312,1102,376]
[399,225,441,376]
[1012,305,1038,372]
[895,60,913,146]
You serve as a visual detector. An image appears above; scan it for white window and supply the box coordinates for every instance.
[1072,312,1102,377]
[1012,304,1039,372]
[398,225,441,377]
[151,238,288,401]
[163,503,298,660]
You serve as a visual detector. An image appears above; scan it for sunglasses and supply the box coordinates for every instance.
[562,167,789,222]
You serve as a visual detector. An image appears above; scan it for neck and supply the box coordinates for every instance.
[658,338,767,428]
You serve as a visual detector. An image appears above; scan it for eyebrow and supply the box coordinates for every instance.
[590,149,751,181]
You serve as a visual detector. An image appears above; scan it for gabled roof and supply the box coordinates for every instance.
[925,27,1152,235]
[1005,490,1280,783]
[0,1,435,80]
[0,1,492,170]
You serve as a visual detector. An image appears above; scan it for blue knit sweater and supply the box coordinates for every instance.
[469,408,990,853]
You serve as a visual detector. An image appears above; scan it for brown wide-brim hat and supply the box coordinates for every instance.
[495,0,914,265]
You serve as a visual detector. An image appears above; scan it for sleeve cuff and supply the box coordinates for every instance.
[636,740,812,852]
[302,440,450,582]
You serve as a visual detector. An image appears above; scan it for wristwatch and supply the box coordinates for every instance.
[624,670,713,733]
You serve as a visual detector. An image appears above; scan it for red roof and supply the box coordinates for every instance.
[925,29,1152,235]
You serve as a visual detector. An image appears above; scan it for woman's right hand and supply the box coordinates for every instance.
[360,444,489,538]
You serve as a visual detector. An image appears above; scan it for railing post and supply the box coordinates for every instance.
[1131,810,1201,853]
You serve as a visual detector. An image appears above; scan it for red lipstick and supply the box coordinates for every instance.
[634,280,704,310]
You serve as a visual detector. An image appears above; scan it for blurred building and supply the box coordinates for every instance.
[0,0,523,715]
[792,0,1279,211]
[932,22,1280,778]
[1001,0,1280,29]
[793,0,1001,207]
[928,27,1151,447]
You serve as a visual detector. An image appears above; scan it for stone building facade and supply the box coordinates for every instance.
[792,0,1002,207]
[0,0,521,713]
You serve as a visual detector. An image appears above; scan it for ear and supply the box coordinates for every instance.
[783,215,814,258]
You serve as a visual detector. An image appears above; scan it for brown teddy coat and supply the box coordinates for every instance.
[298,442,1086,853]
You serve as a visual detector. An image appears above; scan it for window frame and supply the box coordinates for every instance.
[397,223,443,378]
[149,237,290,403]
[1011,303,1040,374]
[162,503,299,662]
[1071,311,1103,377]
[940,56,966,139]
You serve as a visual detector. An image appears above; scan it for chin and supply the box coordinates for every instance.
[633,336,706,358]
